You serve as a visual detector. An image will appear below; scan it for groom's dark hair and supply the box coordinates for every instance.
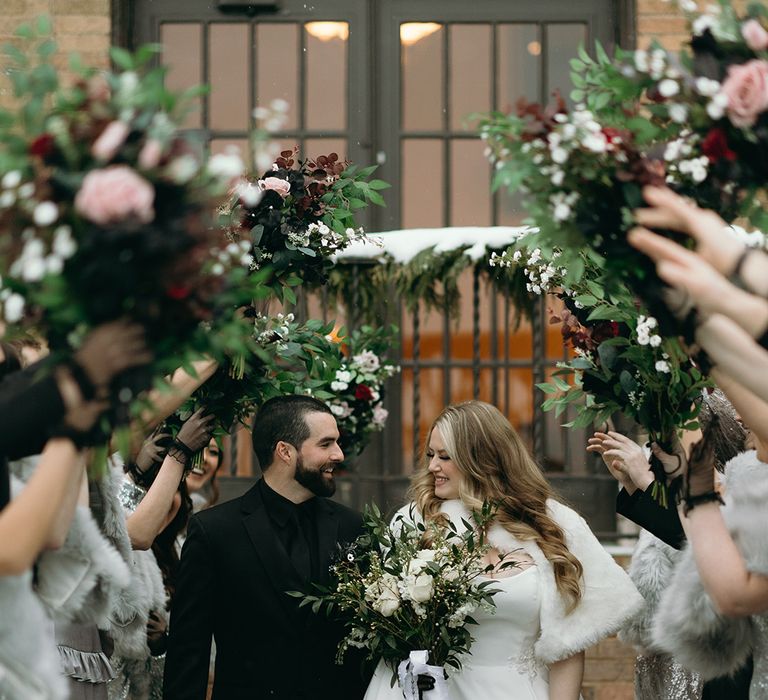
[252,395,333,470]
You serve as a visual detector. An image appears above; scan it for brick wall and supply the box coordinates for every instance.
[0,0,110,108]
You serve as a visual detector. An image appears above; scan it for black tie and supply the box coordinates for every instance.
[289,509,312,580]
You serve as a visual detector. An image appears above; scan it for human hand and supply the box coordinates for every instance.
[176,408,215,454]
[685,416,719,499]
[634,186,743,275]
[416,674,435,698]
[146,610,167,641]
[628,227,753,323]
[75,320,153,394]
[649,433,688,484]
[587,431,654,492]
[146,610,168,656]
[135,432,171,473]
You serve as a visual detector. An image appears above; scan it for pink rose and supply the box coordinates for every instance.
[75,166,155,225]
[742,19,768,51]
[92,121,130,162]
[258,176,291,197]
[722,59,768,127]
[138,139,164,170]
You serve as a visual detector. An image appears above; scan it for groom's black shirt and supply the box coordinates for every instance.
[164,478,369,700]
[258,479,320,581]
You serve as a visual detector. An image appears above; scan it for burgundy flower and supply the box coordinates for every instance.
[701,128,737,163]
[354,384,374,401]
[591,320,621,345]
[602,128,622,145]
[166,284,191,300]
[29,133,56,159]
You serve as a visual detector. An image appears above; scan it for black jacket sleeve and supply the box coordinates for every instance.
[163,515,216,700]
[0,360,65,459]
[616,487,686,550]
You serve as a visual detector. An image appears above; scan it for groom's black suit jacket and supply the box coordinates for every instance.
[163,480,369,700]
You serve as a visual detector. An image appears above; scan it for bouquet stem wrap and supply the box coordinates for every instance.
[397,650,450,700]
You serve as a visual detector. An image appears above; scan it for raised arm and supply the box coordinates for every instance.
[126,409,214,550]
[0,438,83,575]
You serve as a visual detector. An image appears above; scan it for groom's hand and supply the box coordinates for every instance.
[416,674,435,698]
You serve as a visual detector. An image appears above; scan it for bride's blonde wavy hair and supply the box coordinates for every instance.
[408,400,584,613]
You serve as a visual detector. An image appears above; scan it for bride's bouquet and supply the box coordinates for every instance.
[292,502,512,699]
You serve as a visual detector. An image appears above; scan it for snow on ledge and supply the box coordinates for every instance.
[335,226,533,265]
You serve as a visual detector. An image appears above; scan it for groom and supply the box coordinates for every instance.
[163,395,369,700]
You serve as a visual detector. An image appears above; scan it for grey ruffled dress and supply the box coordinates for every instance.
[9,458,132,699]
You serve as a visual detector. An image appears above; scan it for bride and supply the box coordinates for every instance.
[364,401,644,700]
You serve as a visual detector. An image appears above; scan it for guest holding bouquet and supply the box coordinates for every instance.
[362,401,643,700]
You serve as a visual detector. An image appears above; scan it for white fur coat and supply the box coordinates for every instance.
[9,456,131,626]
[393,499,644,664]
[651,450,767,679]
[620,529,682,653]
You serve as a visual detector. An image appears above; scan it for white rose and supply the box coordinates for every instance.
[406,573,434,603]
[4,293,25,323]
[33,201,58,227]
[330,380,348,392]
[553,202,571,222]
[669,104,688,123]
[46,255,64,275]
[2,171,21,189]
[21,256,46,282]
[372,575,401,617]
[695,77,721,97]
[581,132,607,153]
[551,147,568,164]
[53,226,76,258]
[335,369,353,384]
[443,566,460,582]
[658,79,680,97]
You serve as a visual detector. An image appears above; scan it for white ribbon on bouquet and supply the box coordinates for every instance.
[397,650,450,700]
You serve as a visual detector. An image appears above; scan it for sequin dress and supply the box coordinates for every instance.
[750,615,768,699]
[364,567,550,700]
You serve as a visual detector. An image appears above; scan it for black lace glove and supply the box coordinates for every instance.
[416,675,435,699]
[682,415,722,514]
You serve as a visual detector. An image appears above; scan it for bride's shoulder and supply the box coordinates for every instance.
[545,498,591,533]
[390,502,423,527]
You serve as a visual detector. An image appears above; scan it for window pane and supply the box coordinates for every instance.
[450,139,491,226]
[401,23,444,131]
[450,24,491,132]
[256,24,299,131]
[210,24,250,131]
[161,23,202,129]
[305,22,348,131]
[497,24,540,109]
[546,24,587,106]
[497,189,527,226]
[402,139,444,229]
[304,137,347,162]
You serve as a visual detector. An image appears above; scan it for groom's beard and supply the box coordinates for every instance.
[295,454,337,497]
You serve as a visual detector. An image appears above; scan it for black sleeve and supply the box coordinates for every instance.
[0,458,9,510]
[163,516,216,700]
[617,486,686,550]
[0,360,65,459]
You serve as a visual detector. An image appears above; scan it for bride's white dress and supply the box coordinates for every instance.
[363,566,549,700]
